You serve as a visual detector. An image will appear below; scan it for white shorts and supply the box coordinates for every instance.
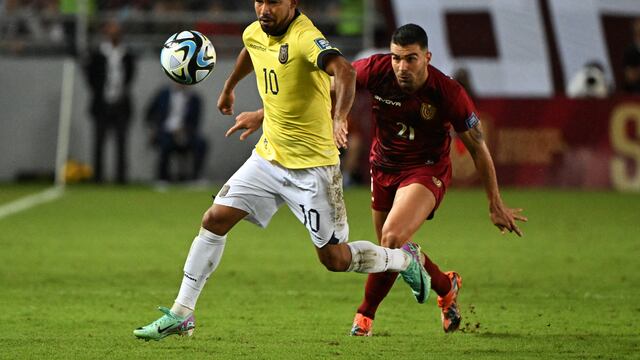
[213,150,349,248]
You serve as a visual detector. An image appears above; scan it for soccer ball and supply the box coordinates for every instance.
[160,30,216,85]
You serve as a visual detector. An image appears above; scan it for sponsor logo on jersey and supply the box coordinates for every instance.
[314,38,332,50]
[420,103,437,121]
[432,176,442,188]
[279,44,289,64]
[374,95,401,107]
[247,42,266,52]
[466,112,479,129]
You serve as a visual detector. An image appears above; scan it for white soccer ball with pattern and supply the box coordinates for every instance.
[160,30,216,85]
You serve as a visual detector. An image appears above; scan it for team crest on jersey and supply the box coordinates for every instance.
[432,176,442,188]
[420,103,437,121]
[218,184,230,197]
[278,44,289,64]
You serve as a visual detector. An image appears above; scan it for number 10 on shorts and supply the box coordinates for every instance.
[299,204,320,233]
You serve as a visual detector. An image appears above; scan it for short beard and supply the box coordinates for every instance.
[260,23,283,36]
[398,83,416,94]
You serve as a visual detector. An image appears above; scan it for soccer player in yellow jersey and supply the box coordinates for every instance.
[133,0,430,341]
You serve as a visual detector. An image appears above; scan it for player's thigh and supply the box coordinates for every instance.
[213,151,283,228]
[282,164,348,248]
[381,183,436,248]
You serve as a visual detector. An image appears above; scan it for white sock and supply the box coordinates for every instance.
[346,241,410,273]
[173,227,226,315]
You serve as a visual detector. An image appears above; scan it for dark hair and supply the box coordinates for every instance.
[391,24,428,49]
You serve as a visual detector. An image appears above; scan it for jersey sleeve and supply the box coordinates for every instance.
[444,83,479,133]
[352,57,372,90]
[298,29,342,71]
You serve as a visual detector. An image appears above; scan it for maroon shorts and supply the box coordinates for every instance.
[371,162,451,220]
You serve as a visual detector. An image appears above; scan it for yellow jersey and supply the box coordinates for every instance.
[243,12,341,168]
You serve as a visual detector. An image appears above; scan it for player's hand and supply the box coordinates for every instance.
[490,203,527,237]
[226,109,264,140]
[333,116,349,149]
[217,90,235,115]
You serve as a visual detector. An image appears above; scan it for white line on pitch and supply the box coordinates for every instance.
[0,186,64,220]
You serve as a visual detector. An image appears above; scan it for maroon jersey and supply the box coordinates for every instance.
[353,54,478,171]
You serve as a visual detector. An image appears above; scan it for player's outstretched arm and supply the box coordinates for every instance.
[458,122,528,236]
[324,55,356,149]
[217,47,254,115]
[225,108,264,140]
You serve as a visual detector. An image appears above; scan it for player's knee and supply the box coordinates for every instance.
[201,208,230,236]
[380,229,407,249]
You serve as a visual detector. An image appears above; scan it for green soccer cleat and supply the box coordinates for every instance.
[399,242,431,304]
[133,306,195,341]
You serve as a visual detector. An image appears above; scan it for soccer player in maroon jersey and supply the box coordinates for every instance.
[348,24,527,336]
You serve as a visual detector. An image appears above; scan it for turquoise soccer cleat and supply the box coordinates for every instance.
[399,242,431,304]
[133,307,195,341]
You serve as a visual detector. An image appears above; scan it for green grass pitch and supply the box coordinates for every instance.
[0,184,638,359]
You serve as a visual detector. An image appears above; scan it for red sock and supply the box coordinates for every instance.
[356,272,399,319]
[422,251,451,297]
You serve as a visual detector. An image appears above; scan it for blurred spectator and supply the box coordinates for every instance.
[84,19,136,184]
[145,83,208,183]
[0,0,30,53]
[337,0,363,36]
[452,67,476,100]
[342,88,370,187]
[623,18,640,94]
[39,0,65,44]
[151,1,186,12]
[194,1,243,38]
[567,61,610,98]
[59,0,96,55]
[450,67,480,185]
[339,48,379,187]
[0,0,65,53]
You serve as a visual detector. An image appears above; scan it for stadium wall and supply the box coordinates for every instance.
[0,57,262,183]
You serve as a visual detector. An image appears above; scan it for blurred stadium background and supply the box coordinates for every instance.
[1,1,640,359]
[1,0,639,189]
